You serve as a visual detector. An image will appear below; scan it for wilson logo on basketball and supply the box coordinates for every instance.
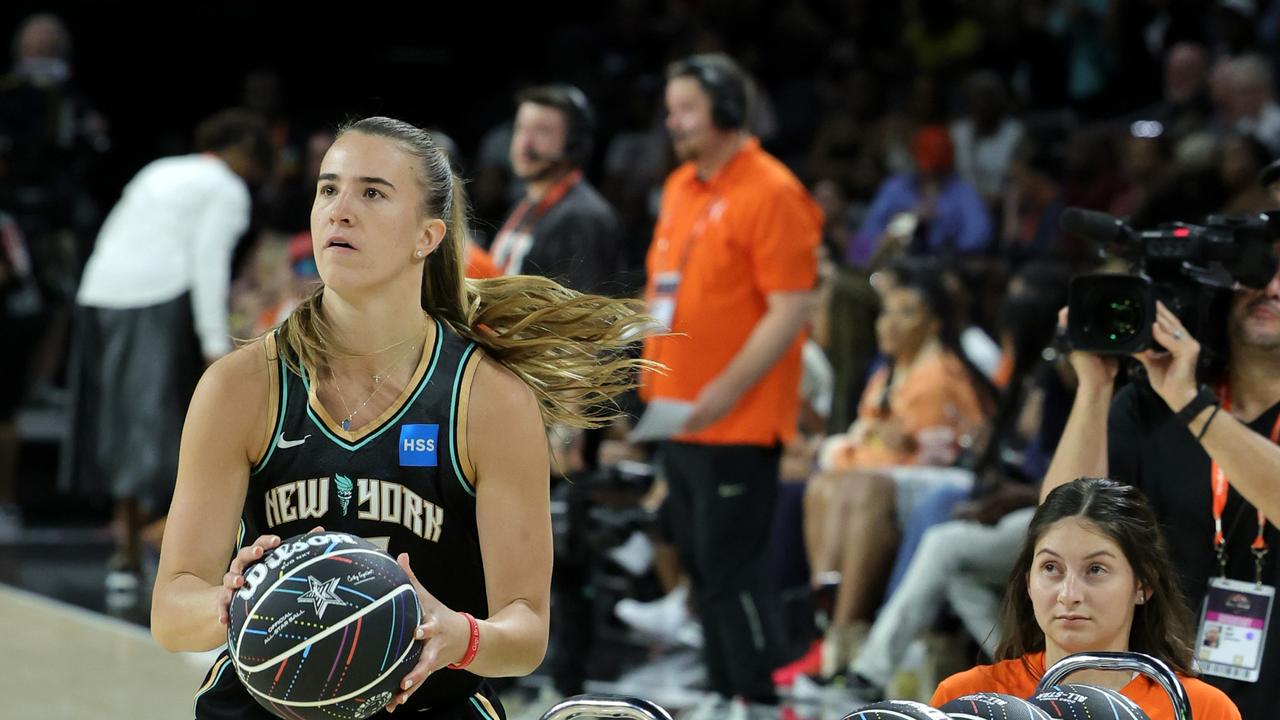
[236,532,361,602]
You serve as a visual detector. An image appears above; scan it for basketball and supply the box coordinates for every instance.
[842,700,953,720]
[938,692,1054,720]
[227,531,423,720]
[1029,684,1151,720]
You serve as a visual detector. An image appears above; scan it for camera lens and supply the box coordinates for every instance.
[1068,273,1154,354]
[1102,295,1142,343]
[1080,290,1143,346]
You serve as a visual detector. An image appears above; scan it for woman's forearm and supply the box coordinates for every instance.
[462,600,548,678]
[1041,384,1113,502]
[151,573,228,652]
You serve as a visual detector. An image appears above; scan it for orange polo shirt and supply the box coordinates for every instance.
[641,138,822,446]
[931,652,1241,720]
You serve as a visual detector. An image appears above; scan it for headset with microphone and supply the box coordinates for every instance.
[515,83,597,168]
[665,53,749,131]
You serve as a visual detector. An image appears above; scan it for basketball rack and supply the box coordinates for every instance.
[537,693,675,720]
[1036,651,1192,720]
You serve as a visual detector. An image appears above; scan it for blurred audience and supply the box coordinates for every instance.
[8,3,1280,714]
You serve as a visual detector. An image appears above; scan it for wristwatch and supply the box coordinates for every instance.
[1173,385,1219,425]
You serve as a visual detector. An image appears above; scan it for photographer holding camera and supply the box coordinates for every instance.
[1043,219,1280,718]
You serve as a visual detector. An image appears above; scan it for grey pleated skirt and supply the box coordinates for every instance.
[61,293,203,508]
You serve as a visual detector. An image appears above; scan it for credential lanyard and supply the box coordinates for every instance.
[1211,383,1280,583]
[664,193,721,279]
[495,169,583,240]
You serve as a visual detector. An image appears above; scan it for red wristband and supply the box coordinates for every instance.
[446,612,480,670]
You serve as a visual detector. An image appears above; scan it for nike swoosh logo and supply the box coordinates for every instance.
[277,434,311,449]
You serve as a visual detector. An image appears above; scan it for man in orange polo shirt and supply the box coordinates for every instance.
[642,53,822,710]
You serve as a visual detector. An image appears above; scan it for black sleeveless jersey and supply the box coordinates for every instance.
[196,319,492,718]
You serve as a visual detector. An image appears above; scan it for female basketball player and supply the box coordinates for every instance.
[931,478,1240,720]
[151,117,652,718]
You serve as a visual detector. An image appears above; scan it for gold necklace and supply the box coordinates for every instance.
[330,331,426,432]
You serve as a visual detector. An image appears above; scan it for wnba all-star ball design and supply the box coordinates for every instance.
[227,532,422,719]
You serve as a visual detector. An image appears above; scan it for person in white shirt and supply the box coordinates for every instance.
[66,108,271,599]
[949,71,1024,207]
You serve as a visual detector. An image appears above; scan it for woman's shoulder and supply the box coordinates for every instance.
[931,657,1039,706]
[180,335,278,464]
[903,349,969,391]
[932,348,974,376]
[1178,675,1242,720]
[198,335,276,408]
[460,350,550,485]
[465,351,542,426]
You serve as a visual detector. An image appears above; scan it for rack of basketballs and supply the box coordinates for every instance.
[537,652,1192,720]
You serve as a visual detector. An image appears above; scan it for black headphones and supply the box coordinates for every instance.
[667,54,749,131]
[557,84,596,167]
[516,83,597,167]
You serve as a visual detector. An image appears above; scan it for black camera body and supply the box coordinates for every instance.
[1065,208,1278,356]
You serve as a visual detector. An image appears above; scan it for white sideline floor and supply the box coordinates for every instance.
[0,583,216,719]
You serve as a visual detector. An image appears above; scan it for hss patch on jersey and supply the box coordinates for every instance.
[399,423,438,467]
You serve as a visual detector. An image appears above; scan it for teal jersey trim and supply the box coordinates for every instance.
[448,343,480,497]
[469,695,497,720]
[249,346,289,476]
[192,654,233,717]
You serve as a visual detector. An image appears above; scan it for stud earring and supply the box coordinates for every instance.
[416,249,424,258]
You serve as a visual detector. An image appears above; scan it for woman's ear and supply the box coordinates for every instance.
[416,218,447,259]
[1136,584,1153,605]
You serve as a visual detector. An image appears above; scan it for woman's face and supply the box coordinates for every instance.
[310,132,443,296]
[876,286,939,360]
[1028,517,1145,658]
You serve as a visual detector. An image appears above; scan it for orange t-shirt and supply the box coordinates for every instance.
[829,349,987,468]
[930,652,1241,720]
[861,352,985,433]
[641,138,822,446]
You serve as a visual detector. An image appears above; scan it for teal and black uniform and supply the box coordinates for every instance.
[195,319,506,720]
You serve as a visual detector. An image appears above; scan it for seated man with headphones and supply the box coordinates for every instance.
[488,83,623,295]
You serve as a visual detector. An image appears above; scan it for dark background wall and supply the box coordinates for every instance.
[2,1,625,200]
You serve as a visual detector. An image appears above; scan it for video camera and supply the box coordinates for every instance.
[1062,207,1280,355]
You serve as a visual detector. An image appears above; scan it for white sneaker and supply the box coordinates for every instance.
[682,693,728,720]
[673,617,704,649]
[105,570,141,610]
[728,697,778,720]
[790,673,823,702]
[607,531,655,576]
[615,584,693,642]
[105,569,140,593]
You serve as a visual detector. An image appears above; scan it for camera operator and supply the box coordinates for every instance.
[1043,256,1280,718]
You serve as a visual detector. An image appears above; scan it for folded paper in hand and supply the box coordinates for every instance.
[627,399,695,442]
